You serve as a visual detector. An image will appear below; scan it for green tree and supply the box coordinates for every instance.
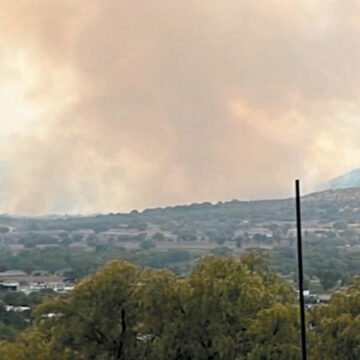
[151,232,165,241]
[33,260,142,360]
[247,304,301,360]
[0,256,298,360]
[0,321,17,341]
[310,278,360,360]
[138,255,296,360]
[0,328,59,360]
[140,240,156,250]
[0,226,10,234]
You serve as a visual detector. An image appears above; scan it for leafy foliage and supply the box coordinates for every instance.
[310,278,360,359]
[0,255,299,360]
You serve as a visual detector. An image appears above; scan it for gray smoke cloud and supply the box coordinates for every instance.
[1,0,360,214]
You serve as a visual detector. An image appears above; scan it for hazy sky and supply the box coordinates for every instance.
[1,0,360,215]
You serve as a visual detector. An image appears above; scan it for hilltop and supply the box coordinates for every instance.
[304,187,360,202]
[1,186,360,235]
[322,168,360,190]
[0,186,360,290]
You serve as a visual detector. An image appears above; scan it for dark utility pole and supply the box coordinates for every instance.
[295,179,307,360]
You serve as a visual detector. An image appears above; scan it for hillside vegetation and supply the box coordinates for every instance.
[1,188,360,287]
[1,188,360,357]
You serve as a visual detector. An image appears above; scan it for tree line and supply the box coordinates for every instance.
[0,255,359,359]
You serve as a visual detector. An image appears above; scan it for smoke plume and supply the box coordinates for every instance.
[1,0,360,214]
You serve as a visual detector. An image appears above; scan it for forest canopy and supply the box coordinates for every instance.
[1,255,360,359]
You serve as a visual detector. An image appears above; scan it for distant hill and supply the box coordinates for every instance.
[304,187,360,202]
[0,186,359,289]
[322,169,360,190]
[0,186,359,233]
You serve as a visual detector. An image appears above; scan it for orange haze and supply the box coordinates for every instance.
[1,0,360,214]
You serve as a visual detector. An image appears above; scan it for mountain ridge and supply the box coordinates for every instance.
[322,168,360,191]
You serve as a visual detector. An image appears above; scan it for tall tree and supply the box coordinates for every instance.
[0,256,299,360]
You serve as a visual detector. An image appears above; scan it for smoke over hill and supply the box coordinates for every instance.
[1,1,360,214]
